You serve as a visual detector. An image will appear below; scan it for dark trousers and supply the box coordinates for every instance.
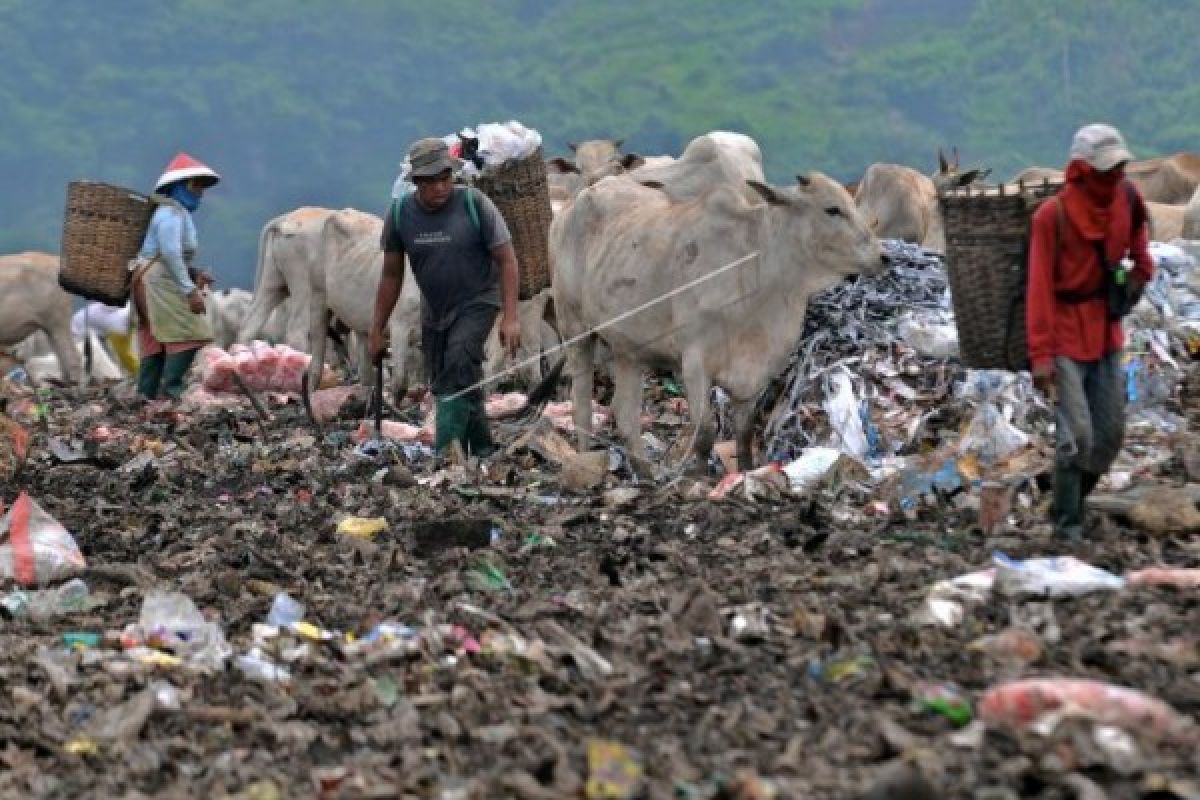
[424,302,498,455]
[1054,353,1125,534]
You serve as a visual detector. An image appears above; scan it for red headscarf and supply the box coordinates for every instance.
[1059,158,1125,241]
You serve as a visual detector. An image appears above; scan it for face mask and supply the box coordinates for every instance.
[167,182,200,212]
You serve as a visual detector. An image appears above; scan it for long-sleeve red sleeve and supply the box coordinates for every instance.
[1025,201,1060,372]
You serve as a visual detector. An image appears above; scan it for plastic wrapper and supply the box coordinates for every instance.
[781,447,843,491]
[1125,567,1200,590]
[993,553,1125,597]
[958,401,1029,463]
[979,679,1196,743]
[897,311,959,359]
[309,385,368,423]
[0,492,86,587]
[823,370,869,459]
[917,568,995,627]
[137,590,231,673]
[352,419,430,445]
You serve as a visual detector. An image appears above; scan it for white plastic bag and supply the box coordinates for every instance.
[993,553,1125,597]
[138,591,231,672]
[824,371,869,459]
[0,493,86,587]
[958,401,1029,462]
[782,447,843,492]
[897,312,959,359]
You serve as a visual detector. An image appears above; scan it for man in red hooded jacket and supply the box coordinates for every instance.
[1026,124,1153,540]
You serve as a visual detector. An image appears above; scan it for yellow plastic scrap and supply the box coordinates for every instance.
[586,738,643,800]
[293,621,333,641]
[336,516,387,539]
[64,737,99,756]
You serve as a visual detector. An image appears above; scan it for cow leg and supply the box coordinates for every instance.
[239,287,286,343]
[732,398,758,471]
[46,323,82,385]
[611,355,647,464]
[681,353,715,472]
[566,333,597,452]
[308,291,331,390]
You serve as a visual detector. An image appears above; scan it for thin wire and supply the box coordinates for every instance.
[445,250,762,401]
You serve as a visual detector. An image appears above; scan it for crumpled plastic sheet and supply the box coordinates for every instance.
[762,240,1039,462]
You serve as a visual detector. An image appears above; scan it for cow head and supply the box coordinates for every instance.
[555,139,645,186]
[746,173,886,281]
[933,146,992,191]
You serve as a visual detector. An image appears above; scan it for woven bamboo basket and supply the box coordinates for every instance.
[60,181,155,306]
[939,180,1061,371]
[472,147,554,300]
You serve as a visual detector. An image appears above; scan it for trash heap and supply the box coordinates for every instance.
[752,238,1200,513]
[391,119,543,197]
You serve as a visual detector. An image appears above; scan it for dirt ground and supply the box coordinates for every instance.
[1,381,1199,800]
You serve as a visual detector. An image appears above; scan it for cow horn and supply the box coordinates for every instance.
[795,174,811,187]
[937,148,949,174]
[748,180,785,205]
[568,142,579,152]
[612,138,624,150]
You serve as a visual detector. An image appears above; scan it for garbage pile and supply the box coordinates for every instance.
[2,372,1199,797]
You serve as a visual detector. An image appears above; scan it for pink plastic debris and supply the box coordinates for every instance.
[309,386,368,424]
[352,420,431,445]
[485,392,529,418]
[979,678,1197,743]
[1125,567,1200,590]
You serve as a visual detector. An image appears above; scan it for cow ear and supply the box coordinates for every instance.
[612,139,624,150]
[747,180,785,205]
[937,148,949,174]
[795,174,811,188]
[548,157,580,175]
[620,153,645,170]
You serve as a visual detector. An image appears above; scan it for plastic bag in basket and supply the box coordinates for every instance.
[0,493,86,587]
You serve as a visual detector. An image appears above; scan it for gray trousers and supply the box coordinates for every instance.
[1055,353,1125,475]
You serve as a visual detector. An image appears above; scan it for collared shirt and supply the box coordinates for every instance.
[139,204,198,293]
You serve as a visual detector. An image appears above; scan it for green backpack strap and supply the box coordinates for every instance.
[464,187,480,233]
[391,190,410,234]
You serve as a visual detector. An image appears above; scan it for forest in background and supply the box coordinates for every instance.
[1,0,1196,288]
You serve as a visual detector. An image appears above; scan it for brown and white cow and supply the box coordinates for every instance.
[855,148,989,251]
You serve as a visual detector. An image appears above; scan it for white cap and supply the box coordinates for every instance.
[1069,124,1133,171]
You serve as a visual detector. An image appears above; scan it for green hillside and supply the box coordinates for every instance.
[0,0,1196,288]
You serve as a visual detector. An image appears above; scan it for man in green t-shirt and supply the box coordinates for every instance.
[369,137,521,456]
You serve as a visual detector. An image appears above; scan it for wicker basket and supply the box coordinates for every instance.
[472,147,554,300]
[939,180,1061,371]
[59,181,155,306]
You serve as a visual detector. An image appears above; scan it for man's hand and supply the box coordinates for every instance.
[187,289,206,315]
[1032,362,1057,404]
[367,326,388,365]
[499,313,521,358]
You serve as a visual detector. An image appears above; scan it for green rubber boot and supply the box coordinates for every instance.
[161,349,199,400]
[435,396,471,454]
[1054,465,1085,541]
[137,353,165,400]
[464,395,495,458]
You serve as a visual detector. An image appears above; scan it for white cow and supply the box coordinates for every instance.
[238,207,335,351]
[309,209,422,394]
[0,252,82,384]
[481,288,561,387]
[553,135,887,470]
[206,287,286,349]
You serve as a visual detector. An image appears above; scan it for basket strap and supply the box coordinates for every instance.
[464,187,480,234]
